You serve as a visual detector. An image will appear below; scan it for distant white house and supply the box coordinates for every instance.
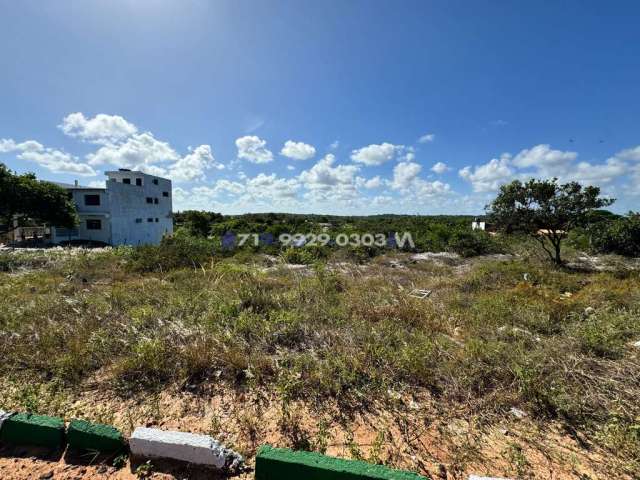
[471,221,486,231]
[50,169,173,246]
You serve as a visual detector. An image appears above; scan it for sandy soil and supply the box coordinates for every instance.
[0,384,624,480]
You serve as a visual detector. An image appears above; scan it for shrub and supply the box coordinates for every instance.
[127,235,215,272]
[590,213,640,257]
[280,246,327,265]
[448,230,501,257]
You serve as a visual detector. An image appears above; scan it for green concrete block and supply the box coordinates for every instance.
[67,419,126,453]
[255,445,429,480]
[0,413,65,448]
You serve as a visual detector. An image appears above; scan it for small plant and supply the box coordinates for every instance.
[16,384,40,413]
[312,418,332,454]
[209,411,223,437]
[368,430,386,465]
[134,460,153,478]
[502,442,532,479]
[345,430,364,461]
[112,454,127,469]
[278,401,312,451]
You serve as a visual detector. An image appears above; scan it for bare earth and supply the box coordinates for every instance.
[0,385,621,479]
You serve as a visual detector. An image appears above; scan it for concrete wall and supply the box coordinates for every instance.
[51,188,111,244]
[106,172,173,246]
[52,214,111,244]
[50,171,173,246]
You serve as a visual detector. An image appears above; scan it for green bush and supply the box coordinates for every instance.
[447,230,501,257]
[280,246,328,265]
[127,235,215,272]
[590,213,640,257]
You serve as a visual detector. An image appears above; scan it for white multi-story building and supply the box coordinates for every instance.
[50,169,173,246]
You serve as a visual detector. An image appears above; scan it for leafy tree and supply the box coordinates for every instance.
[0,163,77,235]
[487,178,614,264]
[174,210,223,237]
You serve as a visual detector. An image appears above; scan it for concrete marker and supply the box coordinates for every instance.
[0,412,65,449]
[67,419,126,453]
[129,427,243,471]
[0,410,14,432]
[255,445,427,480]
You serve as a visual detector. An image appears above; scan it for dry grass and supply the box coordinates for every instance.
[0,247,639,477]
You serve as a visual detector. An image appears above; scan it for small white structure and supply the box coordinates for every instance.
[0,410,13,430]
[50,169,173,246]
[471,221,486,231]
[130,427,244,470]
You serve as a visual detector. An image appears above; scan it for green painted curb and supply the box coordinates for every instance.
[0,413,65,448]
[67,419,126,453]
[255,445,429,480]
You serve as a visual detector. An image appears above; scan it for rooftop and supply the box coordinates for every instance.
[48,181,105,191]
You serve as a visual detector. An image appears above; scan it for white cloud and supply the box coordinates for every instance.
[214,179,245,195]
[391,161,422,190]
[372,195,393,207]
[246,173,300,201]
[351,142,402,166]
[280,140,316,161]
[172,186,225,211]
[0,138,96,176]
[403,150,416,162]
[87,132,179,174]
[571,158,627,185]
[299,154,360,187]
[329,140,340,150]
[168,145,223,182]
[459,144,630,193]
[511,144,577,176]
[299,154,361,204]
[363,176,382,189]
[243,114,265,134]
[59,112,138,144]
[616,145,640,162]
[286,165,296,171]
[412,179,451,198]
[389,160,451,199]
[87,180,106,188]
[431,162,449,174]
[236,135,273,164]
[459,154,514,192]
[418,133,435,143]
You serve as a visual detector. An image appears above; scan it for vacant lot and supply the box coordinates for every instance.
[0,246,639,479]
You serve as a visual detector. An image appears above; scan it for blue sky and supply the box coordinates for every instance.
[1,0,639,214]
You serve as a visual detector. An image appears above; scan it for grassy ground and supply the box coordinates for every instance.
[0,245,639,479]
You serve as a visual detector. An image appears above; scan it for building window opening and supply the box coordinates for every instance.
[147,218,153,222]
[152,179,159,185]
[154,198,159,204]
[135,218,142,224]
[136,178,142,186]
[162,191,169,197]
[146,197,153,204]
[84,194,100,206]
[122,178,131,184]
[155,218,159,222]
[86,219,102,230]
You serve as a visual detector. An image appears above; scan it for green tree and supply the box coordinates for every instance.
[487,178,614,264]
[0,163,77,235]
[176,210,223,237]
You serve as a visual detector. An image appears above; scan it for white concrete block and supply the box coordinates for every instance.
[129,427,243,471]
[0,410,13,430]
